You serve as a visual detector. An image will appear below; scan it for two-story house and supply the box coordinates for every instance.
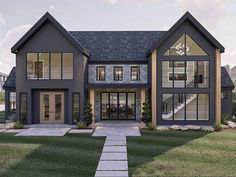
[0,72,7,91]
[3,12,234,125]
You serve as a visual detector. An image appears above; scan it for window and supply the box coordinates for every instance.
[221,91,227,99]
[131,66,140,81]
[169,61,185,68]
[20,93,27,123]
[164,34,207,56]
[27,53,73,80]
[162,93,209,121]
[169,73,186,81]
[114,66,123,81]
[72,93,80,123]
[96,66,105,81]
[9,92,16,113]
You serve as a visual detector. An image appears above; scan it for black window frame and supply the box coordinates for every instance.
[131,66,140,81]
[19,92,27,124]
[113,66,123,81]
[96,66,106,81]
[26,52,74,80]
[72,92,80,123]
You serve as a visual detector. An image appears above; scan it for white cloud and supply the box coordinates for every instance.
[50,5,55,10]
[0,24,32,74]
[175,0,228,29]
[0,12,6,25]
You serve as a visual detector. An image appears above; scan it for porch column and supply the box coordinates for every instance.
[89,89,95,124]
[140,88,146,114]
[215,49,221,124]
[151,50,157,126]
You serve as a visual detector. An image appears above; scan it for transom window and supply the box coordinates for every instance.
[27,53,73,80]
[96,66,105,81]
[131,66,140,81]
[164,34,207,56]
[114,66,123,81]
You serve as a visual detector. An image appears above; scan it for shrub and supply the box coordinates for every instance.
[84,102,93,126]
[147,123,156,131]
[221,113,229,124]
[213,123,227,131]
[141,99,151,125]
[77,121,87,129]
[9,113,17,122]
[12,121,24,129]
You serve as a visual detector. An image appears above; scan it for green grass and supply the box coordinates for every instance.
[127,130,236,177]
[0,91,4,104]
[0,134,105,177]
[0,111,4,123]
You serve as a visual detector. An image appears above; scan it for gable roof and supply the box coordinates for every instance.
[3,67,16,89]
[70,31,166,61]
[146,12,225,56]
[11,12,89,56]
[221,67,235,89]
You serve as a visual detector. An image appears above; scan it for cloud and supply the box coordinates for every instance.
[0,24,32,74]
[175,0,228,29]
[104,0,155,6]
[50,5,55,10]
[0,12,6,25]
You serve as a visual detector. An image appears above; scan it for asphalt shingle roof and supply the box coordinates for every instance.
[69,31,166,61]
[3,67,16,89]
[4,66,234,90]
[221,67,235,89]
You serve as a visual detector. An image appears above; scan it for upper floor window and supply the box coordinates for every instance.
[27,53,73,80]
[163,34,207,56]
[131,66,140,81]
[114,66,123,81]
[96,66,105,81]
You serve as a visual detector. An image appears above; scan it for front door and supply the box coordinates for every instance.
[40,92,64,124]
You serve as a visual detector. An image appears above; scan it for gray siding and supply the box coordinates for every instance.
[221,89,233,119]
[15,21,86,124]
[88,64,148,84]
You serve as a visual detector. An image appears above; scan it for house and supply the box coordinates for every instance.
[0,72,7,91]
[3,11,235,125]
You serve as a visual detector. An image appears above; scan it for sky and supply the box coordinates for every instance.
[0,0,236,74]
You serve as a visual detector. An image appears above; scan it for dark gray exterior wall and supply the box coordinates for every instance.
[221,89,233,119]
[15,21,87,125]
[156,20,216,125]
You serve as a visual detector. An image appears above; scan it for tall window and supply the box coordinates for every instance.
[163,34,207,56]
[72,93,80,123]
[114,66,123,81]
[20,93,27,123]
[27,53,73,80]
[96,66,105,81]
[131,66,140,81]
[9,92,16,113]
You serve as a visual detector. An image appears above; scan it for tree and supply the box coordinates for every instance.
[84,102,93,126]
[141,99,151,125]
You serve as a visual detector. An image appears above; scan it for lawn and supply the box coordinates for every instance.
[0,133,105,177]
[128,130,236,177]
[0,111,4,123]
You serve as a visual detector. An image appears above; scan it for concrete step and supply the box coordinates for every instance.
[95,170,129,177]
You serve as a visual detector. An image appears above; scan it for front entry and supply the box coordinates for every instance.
[101,92,136,120]
[40,92,64,124]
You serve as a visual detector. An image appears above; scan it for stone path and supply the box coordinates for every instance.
[95,136,129,177]
[15,128,71,136]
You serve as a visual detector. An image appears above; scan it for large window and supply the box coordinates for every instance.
[96,66,105,81]
[114,66,123,81]
[162,93,209,121]
[20,93,27,123]
[72,93,80,123]
[162,61,209,88]
[163,34,207,56]
[9,92,16,113]
[27,53,73,80]
[131,66,140,81]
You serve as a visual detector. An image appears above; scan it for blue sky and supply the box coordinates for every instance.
[0,0,236,74]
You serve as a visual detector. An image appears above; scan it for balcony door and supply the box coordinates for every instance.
[40,92,64,124]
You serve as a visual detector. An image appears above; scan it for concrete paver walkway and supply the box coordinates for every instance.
[93,122,140,177]
[15,128,71,136]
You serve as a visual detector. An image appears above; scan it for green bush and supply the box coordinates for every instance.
[77,121,87,129]
[147,123,156,131]
[141,99,151,125]
[213,123,227,131]
[221,113,229,124]
[84,102,93,126]
[12,121,24,129]
[0,91,5,104]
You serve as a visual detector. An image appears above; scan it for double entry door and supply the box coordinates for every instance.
[40,92,64,124]
[101,92,136,120]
